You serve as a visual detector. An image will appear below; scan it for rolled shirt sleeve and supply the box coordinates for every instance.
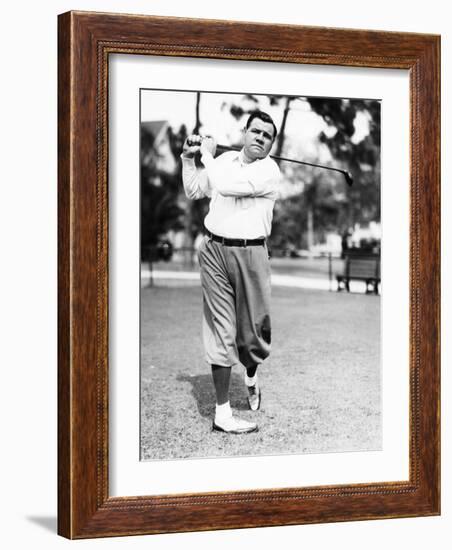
[201,151,280,199]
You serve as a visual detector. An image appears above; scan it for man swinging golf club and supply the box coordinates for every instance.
[181,110,281,434]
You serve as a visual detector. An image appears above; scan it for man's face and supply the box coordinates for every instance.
[243,118,275,161]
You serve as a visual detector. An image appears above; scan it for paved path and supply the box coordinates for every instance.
[141,269,372,293]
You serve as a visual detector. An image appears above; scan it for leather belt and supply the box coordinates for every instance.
[206,231,265,247]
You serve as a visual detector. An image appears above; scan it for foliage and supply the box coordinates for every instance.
[270,171,347,250]
[140,92,381,255]
[307,97,381,227]
[140,125,186,257]
[223,93,380,244]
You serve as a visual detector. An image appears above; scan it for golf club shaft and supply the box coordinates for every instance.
[216,144,353,185]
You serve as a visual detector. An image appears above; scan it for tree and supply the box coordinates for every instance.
[306,98,381,229]
[140,124,186,259]
[273,96,296,159]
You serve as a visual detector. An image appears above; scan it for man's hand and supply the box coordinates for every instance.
[182,135,203,159]
[200,135,217,158]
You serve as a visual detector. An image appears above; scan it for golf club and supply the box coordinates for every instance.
[215,144,354,186]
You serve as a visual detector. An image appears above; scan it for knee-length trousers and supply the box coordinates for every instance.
[198,236,272,368]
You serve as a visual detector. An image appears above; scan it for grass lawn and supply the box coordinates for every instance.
[140,285,381,460]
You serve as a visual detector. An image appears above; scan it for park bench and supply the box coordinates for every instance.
[336,252,380,295]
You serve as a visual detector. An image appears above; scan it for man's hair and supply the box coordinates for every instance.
[245,110,278,141]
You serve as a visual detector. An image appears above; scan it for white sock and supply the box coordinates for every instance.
[215,401,232,421]
[245,373,258,387]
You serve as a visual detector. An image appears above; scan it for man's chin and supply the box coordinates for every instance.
[246,149,266,161]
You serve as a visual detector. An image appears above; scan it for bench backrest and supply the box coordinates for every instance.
[345,254,380,278]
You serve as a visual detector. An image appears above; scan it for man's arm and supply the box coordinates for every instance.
[200,147,280,199]
[181,157,210,200]
[180,135,211,200]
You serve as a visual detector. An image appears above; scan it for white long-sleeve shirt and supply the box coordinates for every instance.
[181,149,281,239]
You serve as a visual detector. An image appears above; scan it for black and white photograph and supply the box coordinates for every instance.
[139,89,382,461]
[2,0,444,545]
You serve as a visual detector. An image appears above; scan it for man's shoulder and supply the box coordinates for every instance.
[216,150,239,162]
[261,155,281,177]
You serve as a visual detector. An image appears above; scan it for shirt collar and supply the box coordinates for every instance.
[237,148,265,166]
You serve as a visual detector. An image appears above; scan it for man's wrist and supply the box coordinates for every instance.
[181,153,196,161]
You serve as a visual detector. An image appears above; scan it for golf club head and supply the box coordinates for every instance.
[344,171,354,186]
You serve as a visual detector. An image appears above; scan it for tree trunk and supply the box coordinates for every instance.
[274,96,292,161]
[307,205,314,252]
[194,92,201,134]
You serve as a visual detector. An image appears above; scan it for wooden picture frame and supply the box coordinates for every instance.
[58,11,440,538]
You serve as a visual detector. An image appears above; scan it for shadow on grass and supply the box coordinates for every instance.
[177,371,249,418]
